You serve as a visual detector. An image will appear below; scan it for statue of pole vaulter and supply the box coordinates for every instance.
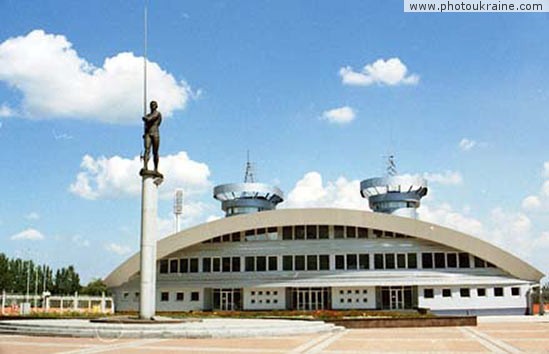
[142,100,162,174]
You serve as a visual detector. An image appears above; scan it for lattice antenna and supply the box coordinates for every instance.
[244,150,255,183]
[386,155,398,177]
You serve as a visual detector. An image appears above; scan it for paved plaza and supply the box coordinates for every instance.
[0,316,547,353]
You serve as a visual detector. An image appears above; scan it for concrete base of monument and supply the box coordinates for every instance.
[90,315,196,324]
[0,318,343,339]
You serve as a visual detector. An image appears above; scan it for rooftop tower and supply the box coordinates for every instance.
[360,156,428,219]
[213,153,284,217]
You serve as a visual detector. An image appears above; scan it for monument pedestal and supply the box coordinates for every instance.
[139,169,163,319]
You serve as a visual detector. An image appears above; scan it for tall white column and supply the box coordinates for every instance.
[139,174,161,319]
[1,290,5,315]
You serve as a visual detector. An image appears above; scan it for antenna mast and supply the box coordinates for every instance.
[386,155,397,177]
[143,2,148,117]
[244,150,255,183]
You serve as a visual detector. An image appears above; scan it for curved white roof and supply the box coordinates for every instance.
[104,208,544,287]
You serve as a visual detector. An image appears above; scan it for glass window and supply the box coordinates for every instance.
[346,226,356,238]
[494,287,504,297]
[170,259,179,273]
[282,226,293,240]
[190,258,198,273]
[359,254,369,270]
[447,253,457,268]
[268,256,277,271]
[213,236,221,243]
[424,289,434,298]
[374,254,384,269]
[319,255,330,270]
[335,255,345,270]
[232,232,241,242]
[245,257,255,272]
[459,253,470,268]
[283,255,293,271]
[179,258,188,273]
[373,229,383,238]
[385,254,395,269]
[222,234,231,242]
[474,256,486,268]
[357,227,368,239]
[176,292,184,301]
[161,292,169,302]
[295,255,305,271]
[202,258,211,273]
[334,225,344,239]
[442,289,452,297]
[295,226,305,240]
[213,257,220,272]
[222,257,231,272]
[422,253,433,269]
[511,287,520,296]
[346,254,357,270]
[318,225,329,239]
[159,260,169,274]
[306,225,317,239]
[232,257,241,272]
[434,253,445,268]
[191,292,199,301]
[407,253,417,269]
[397,254,406,269]
[307,255,318,270]
[460,288,470,297]
[256,256,266,271]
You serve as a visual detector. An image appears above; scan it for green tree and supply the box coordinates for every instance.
[81,278,109,296]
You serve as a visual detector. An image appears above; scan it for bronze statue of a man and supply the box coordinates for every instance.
[142,100,162,172]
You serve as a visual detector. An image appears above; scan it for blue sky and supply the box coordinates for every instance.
[0,0,548,283]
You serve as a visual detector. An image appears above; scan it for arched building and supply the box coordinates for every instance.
[105,169,543,315]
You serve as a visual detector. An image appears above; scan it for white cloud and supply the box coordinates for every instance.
[423,171,463,185]
[543,180,549,197]
[69,151,211,200]
[543,161,549,178]
[459,138,476,151]
[104,243,132,256]
[339,58,419,86]
[418,203,484,237]
[522,195,541,210]
[0,103,15,117]
[10,228,45,241]
[284,172,367,210]
[71,235,90,248]
[0,30,193,124]
[321,106,356,124]
[25,212,40,220]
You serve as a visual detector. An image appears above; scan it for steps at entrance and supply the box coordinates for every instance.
[0,318,344,338]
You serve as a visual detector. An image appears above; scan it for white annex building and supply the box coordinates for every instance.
[105,163,544,315]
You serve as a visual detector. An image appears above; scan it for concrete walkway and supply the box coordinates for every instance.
[0,316,547,353]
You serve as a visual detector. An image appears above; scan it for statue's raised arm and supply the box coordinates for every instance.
[142,100,162,174]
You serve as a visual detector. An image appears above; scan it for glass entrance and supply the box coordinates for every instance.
[213,288,242,311]
[380,286,414,310]
[291,287,330,310]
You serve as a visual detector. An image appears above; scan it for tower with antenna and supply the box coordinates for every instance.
[173,189,183,233]
[213,153,284,217]
[360,156,428,219]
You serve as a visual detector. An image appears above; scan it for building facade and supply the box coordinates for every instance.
[105,207,543,315]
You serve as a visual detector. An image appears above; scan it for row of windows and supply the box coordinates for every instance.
[201,226,410,243]
[423,287,520,299]
[421,252,495,269]
[160,291,200,302]
[160,252,491,274]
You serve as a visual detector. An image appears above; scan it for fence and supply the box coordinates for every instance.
[1,290,114,315]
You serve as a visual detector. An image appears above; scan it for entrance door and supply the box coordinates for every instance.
[292,288,330,310]
[213,288,242,311]
[390,288,404,310]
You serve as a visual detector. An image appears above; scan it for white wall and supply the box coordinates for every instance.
[244,288,285,310]
[418,284,529,312]
[332,287,376,310]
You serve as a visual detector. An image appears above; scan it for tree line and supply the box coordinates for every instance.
[0,253,107,296]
